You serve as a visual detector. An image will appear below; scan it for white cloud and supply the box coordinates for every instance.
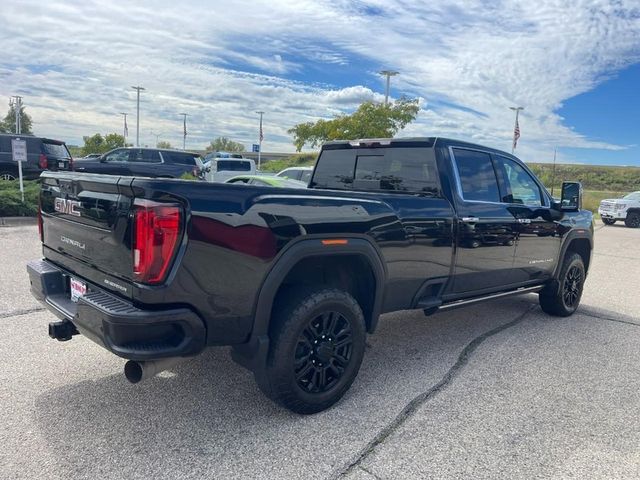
[0,0,638,159]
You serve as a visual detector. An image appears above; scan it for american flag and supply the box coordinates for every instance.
[259,116,264,142]
[512,117,520,150]
[124,116,128,137]
[183,115,187,137]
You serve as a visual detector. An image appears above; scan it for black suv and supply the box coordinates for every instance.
[0,134,72,180]
[73,147,205,179]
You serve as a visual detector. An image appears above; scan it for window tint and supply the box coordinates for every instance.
[130,149,161,163]
[452,148,500,202]
[162,151,197,165]
[42,142,70,158]
[217,160,251,172]
[497,156,542,206]
[103,149,130,163]
[312,147,439,194]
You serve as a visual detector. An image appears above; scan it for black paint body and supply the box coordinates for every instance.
[30,138,593,362]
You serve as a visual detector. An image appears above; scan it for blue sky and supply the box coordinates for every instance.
[0,0,638,166]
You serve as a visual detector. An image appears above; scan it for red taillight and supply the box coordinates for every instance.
[132,199,182,284]
[39,154,48,170]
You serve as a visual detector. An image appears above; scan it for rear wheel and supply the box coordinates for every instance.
[539,252,585,317]
[624,213,640,228]
[261,287,366,414]
[0,172,16,181]
[601,218,616,225]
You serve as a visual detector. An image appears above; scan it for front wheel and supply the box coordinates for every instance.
[601,218,616,225]
[261,288,366,414]
[624,213,640,228]
[539,252,585,316]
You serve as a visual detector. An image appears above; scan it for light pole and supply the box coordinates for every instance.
[120,112,128,144]
[256,111,264,169]
[131,86,145,147]
[379,70,399,105]
[179,113,188,150]
[509,106,524,154]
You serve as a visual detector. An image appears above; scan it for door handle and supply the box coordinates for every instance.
[517,218,532,224]
[461,217,479,223]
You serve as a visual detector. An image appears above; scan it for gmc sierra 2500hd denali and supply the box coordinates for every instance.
[28,137,593,414]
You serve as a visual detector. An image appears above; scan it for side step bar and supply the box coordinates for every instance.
[438,285,543,312]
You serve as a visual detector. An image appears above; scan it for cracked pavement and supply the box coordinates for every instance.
[1,221,639,479]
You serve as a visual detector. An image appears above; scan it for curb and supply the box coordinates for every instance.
[0,216,37,227]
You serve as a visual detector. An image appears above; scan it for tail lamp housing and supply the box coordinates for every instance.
[39,154,48,169]
[132,199,183,284]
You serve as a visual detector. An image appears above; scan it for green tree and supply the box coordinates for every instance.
[0,104,33,134]
[82,133,125,155]
[288,97,420,151]
[156,140,172,149]
[205,137,246,153]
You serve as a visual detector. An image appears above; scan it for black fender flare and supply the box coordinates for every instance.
[231,236,386,374]
[553,229,593,279]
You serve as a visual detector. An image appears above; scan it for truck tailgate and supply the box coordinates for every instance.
[40,173,135,298]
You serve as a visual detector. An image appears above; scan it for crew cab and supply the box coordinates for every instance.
[27,137,593,414]
[598,192,640,228]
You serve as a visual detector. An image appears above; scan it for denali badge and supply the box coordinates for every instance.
[54,198,81,217]
[60,235,86,250]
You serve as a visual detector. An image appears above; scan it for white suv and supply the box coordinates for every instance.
[598,191,640,228]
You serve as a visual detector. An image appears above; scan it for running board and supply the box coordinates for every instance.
[438,285,543,311]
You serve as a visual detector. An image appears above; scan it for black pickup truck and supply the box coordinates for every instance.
[28,137,593,413]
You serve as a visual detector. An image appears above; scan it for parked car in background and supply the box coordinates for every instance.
[73,147,205,179]
[204,151,245,161]
[204,157,256,183]
[598,191,640,227]
[0,134,72,180]
[226,174,307,188]
[276,166,313,183]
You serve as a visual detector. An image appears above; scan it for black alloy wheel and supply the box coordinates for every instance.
[294,311,353,393]
[562,265,583,309]
[625,213,640,228]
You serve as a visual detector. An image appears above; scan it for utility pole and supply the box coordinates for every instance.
[131,86,145,147]
[379,70,399,105]
[120,112,128,144]
[509,106,524,154]
[551,147,558,197]
[150,130,162,147]
[179,113,188,150]
[10,96,24,201]
[256,111,264,170]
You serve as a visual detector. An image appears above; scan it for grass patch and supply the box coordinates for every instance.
[0,180,39,217]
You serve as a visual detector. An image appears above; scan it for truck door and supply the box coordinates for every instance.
[449,147,519,294]
[492,154,561,284]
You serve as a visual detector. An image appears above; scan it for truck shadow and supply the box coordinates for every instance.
[32,297,638,478]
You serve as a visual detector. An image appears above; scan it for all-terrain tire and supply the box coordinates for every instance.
[260,287,366,414]
[601,218,616,225]
[539,252,585,317]
[624,212,640,228]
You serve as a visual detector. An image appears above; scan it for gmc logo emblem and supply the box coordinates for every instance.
[54,198,81,217]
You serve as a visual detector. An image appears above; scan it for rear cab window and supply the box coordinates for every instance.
[311,145,440,195]
[217,160,251,172]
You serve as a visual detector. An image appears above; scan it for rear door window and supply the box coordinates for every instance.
[162,151,198,165]
[452,148,500,202]
[130,149,161,163]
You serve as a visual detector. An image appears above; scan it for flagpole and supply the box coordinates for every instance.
[256,110,264,170]
[551,147,557,196]
[510,106,523,154]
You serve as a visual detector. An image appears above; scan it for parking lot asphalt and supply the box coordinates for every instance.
[1,221,639,479]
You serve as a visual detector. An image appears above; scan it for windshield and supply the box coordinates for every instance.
[623,192,640,201]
